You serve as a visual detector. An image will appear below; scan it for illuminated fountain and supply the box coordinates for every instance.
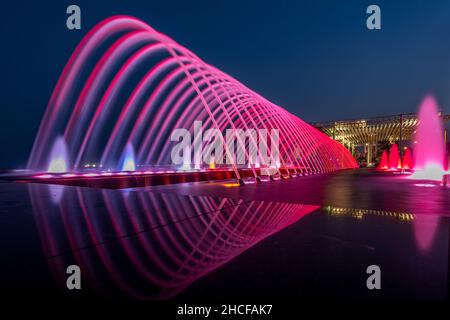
[119,143,136,172]
[26,16,356,176]
[410,96,445,181]
[18,15,356,188]
[47,137,68,173]
[378,145,413,172]
[378,150,388,170]
[402,147,413,170]
[388,144,401,170]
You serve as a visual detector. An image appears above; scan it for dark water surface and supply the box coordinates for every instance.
[0,169,448,303]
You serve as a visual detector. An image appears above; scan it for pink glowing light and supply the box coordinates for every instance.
[410,96,446,181]
[35,174,54,179]
[388,144,401,170]
[414,215,439,253]
[402,148,413,170]
[378,150,388,170]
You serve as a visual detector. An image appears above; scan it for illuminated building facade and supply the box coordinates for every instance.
[313,113,450,166]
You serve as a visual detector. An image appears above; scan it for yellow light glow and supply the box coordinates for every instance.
[223,183,240,187]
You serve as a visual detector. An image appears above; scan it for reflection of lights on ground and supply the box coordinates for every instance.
[47,184,65,204]
[413,183,438,188]
[325,205,414,222]
[392,170,412,175]
[223,183,240,188]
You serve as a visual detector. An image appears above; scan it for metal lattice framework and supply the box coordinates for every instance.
[314,113,450,146]
[27,16,356,178]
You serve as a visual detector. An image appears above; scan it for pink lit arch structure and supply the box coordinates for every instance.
[28,16,356,179]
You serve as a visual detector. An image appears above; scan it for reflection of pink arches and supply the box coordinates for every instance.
[414,215,439,253]
[29,184,318,299]
[28,15,356,178]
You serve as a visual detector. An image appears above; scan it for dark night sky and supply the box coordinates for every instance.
[2,0,450,168]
